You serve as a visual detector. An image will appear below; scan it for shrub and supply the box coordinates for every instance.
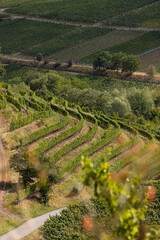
[105,97,131,117]
[127,88,154,117]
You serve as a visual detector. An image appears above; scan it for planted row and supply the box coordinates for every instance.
[0,99,6,109]
[21,113,69,146]
[35,106,83,156]
[6,94,21,111]
[10,110,54,131]
[24,97,43,111]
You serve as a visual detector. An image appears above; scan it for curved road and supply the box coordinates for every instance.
[0,207,65,240]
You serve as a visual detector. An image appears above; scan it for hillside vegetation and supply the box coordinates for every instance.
[0,61,159,239]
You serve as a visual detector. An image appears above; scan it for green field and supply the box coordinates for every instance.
[1,0,158,23]
[82,31,160,62]
[0,19,75,54]
[106,1,160,27]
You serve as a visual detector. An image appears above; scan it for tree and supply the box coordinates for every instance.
[122,55,140,75]
[36,53,43,62]
[111,52,126,71]
[93,51,112,70]
[10,149,58,204]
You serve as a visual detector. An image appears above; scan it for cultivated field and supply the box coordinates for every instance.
[23,27,113,56]
[47,30,143,61]
[83,31,160,62]
[1,0,159,23]
[0,18,75,54]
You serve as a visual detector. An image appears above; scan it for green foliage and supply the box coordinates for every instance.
[35,105,83,157]
[10,110,53,131]
[93,51,140,74]
[6,93,21,111]
[105,97,131,117]
[21,113,69,146]
[145,180,160,224]
[121,55,140,74]
[59,123,120,179]
[85,31,160,62]
[10,148,37,187]
[127,88,154,117]
[48,106,98,164]
[82,154,160,239]
[44,199,108,240]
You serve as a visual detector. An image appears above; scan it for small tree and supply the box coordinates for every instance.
[93,51,112,70]
[67,58,73,68]
[36,53,43,62]
[112,52,126,71]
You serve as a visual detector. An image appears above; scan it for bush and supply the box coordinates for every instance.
[127,88,154,117]
[105,97,131,117]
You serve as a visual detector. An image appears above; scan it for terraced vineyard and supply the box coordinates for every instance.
[0,78,160,237]
[1,81,160,182]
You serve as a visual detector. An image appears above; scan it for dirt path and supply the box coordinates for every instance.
[0,8,160,32]
[2,55,160,83]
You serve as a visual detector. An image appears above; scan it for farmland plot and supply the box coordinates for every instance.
[48,30,143,61]
[3,0,159,23]
[0,18,75,54]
